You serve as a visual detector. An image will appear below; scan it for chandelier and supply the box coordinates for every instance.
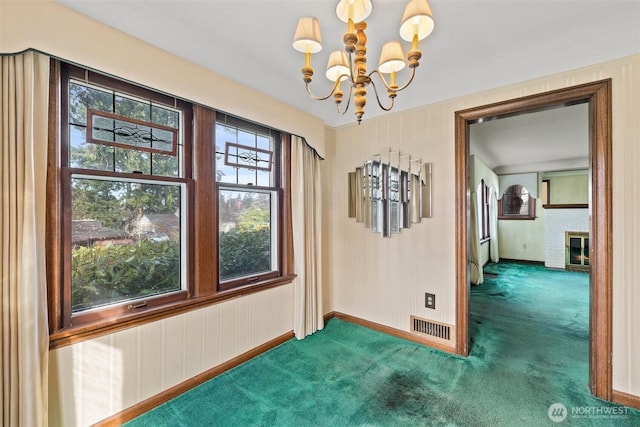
[292,0,435,124]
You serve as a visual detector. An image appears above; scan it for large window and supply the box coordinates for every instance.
[49,62,293,343]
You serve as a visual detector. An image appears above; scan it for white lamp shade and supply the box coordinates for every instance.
[293,17,323,53]
[378,41,406,74]
[326,51,350,82]
[336,0,372,24]
[399,0,435,42]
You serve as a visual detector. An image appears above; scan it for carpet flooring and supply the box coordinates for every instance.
[125,261,640,426]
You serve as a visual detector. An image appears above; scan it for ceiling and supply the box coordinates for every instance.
[55,0,640,129]
[54,1,638,174]
[469,103,589,175]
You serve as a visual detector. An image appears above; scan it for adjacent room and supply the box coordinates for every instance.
[1,0,640,426]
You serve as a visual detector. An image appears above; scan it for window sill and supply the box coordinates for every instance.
[49,274,296,350]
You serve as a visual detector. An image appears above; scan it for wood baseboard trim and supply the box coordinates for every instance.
[612,389,640,410]
[93,330,294,427]
[325,311,458,355]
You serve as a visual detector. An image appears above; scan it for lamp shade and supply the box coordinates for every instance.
[326,51,350,82]
[293,17,323,53]
[336,0,372,24]
[378,41,406,74]
[399,0,435,42]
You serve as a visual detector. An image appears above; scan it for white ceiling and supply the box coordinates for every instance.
[55,0,640,129]
[469,103,589,175]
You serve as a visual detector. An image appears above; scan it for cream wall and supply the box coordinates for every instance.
[497,173,545,262]
[49,286,294,426]
[1,1,323,426]
[328,54,640,397]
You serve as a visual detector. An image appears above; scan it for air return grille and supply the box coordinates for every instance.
[410,315,453,341]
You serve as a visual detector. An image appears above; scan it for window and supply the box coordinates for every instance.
[498,185,536,220]
[215,116,281,291]
[478,180,490,240]
[48,62,293,342]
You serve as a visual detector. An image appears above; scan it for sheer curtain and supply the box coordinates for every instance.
[1,51,50,427]
[291,136,324,339]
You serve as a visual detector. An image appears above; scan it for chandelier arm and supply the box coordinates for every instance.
[304,78,347,101]
[336,83,354,115]
[369,80,395,112]
[368,68,418,92]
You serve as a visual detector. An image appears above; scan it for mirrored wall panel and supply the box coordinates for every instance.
[348,148,432,238]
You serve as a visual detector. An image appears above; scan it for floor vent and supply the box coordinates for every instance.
[410,315,453,342]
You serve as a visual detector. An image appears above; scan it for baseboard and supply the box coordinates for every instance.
[325,311,458,355]
[612,389,640,410]
[498,258,545,266]
[92,330,294,427]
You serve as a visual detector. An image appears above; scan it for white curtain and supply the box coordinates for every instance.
[291,136,324,339]
[1,51,50,427]
[489,185,500,263]
[469,186,483,285]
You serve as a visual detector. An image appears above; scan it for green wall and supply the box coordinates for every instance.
[544,171,589,204]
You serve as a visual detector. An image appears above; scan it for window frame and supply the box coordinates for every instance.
[213,115,284,292]
[497,184,536,220]
[47,61,295,347]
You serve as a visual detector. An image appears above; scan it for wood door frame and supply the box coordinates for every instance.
[454,80,613,400]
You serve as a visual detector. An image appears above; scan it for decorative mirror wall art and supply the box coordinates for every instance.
[348,148,432,238]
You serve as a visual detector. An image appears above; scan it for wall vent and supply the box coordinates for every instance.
[410,315,453,342]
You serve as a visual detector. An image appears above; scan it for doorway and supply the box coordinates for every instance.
[454,80,612,400]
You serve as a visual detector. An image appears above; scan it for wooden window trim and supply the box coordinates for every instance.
[48,61,295,348]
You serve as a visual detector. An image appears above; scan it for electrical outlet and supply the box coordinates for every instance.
[425,293,436,309]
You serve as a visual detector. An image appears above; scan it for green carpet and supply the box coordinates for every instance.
[125,261,640,426]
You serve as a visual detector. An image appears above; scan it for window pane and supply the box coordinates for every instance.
[152,105,179,128]
[153,150,180,177]
[215,123,273,186]
[115,94,150,121]
[71,177,183,312]
[69,81,181,177]
[218,189,275,282]
[237,129,254,146]
[256,135,270,151]
[69,82,113,126]
[70,125,115,170]
[503,185,529,215]
[115,147,151,174]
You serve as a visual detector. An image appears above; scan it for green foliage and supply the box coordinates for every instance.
[237,207,270,232]
[71,240,180,312]
[219,228,271,281]
[72,179,180,233]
